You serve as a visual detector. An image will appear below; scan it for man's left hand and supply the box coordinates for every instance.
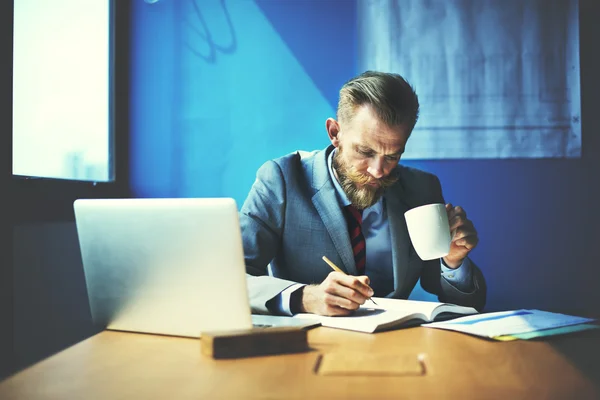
[443,203,479,268]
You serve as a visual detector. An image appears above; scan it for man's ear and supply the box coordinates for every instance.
[326,118,341,147]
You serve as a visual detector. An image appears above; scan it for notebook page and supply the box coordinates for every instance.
[294,308,424,333]
[368,298,445,320]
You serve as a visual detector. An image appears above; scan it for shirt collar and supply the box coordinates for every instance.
[326,148,383,216]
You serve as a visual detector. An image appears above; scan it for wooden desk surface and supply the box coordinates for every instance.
[1,326,599,399]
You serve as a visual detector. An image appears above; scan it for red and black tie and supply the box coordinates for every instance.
[344,205,366,275]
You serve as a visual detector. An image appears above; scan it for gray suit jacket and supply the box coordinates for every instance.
[240,146,486,314]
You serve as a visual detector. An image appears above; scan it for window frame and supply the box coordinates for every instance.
[9,0,131,223]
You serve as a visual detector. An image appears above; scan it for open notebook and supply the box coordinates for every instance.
[294,298,478,333]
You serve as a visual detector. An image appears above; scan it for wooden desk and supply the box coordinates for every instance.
[1,326,599,399]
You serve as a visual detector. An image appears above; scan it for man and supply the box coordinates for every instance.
[241,71,486,317]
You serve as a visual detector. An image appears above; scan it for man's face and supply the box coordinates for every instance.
[329,105,410,209]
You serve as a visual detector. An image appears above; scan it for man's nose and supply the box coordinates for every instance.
[366,157,384,179]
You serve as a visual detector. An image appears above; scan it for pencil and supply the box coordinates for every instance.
[321,256,378,306]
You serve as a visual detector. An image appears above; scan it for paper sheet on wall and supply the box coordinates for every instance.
[358,0,581,159]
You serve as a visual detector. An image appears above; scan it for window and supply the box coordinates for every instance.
[13,0,112,181]
[9,0,129,222]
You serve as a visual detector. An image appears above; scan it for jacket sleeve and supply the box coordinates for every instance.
[240,160,299,314]
[420,257,487,311]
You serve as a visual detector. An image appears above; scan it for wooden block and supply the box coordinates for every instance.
[200,327,309,359]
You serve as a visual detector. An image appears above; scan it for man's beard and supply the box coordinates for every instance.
[333,148,400,210]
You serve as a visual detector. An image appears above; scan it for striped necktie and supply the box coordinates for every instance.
[344,205,366,274]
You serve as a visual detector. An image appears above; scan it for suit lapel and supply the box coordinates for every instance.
[311,147,356,274]
[385,180,421,297]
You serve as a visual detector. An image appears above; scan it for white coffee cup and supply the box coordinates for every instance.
[404,203,451,260]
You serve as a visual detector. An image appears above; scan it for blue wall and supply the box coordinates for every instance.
[129,0,600,315]
[130,0,356,202]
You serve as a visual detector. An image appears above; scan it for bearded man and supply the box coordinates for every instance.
[241,71,486,316]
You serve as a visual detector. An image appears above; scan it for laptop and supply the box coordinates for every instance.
[73,197,319,338]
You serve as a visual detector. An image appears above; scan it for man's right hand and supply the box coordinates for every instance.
[300,272,374,316]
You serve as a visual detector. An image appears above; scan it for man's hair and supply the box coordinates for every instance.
[337,71,420,132]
